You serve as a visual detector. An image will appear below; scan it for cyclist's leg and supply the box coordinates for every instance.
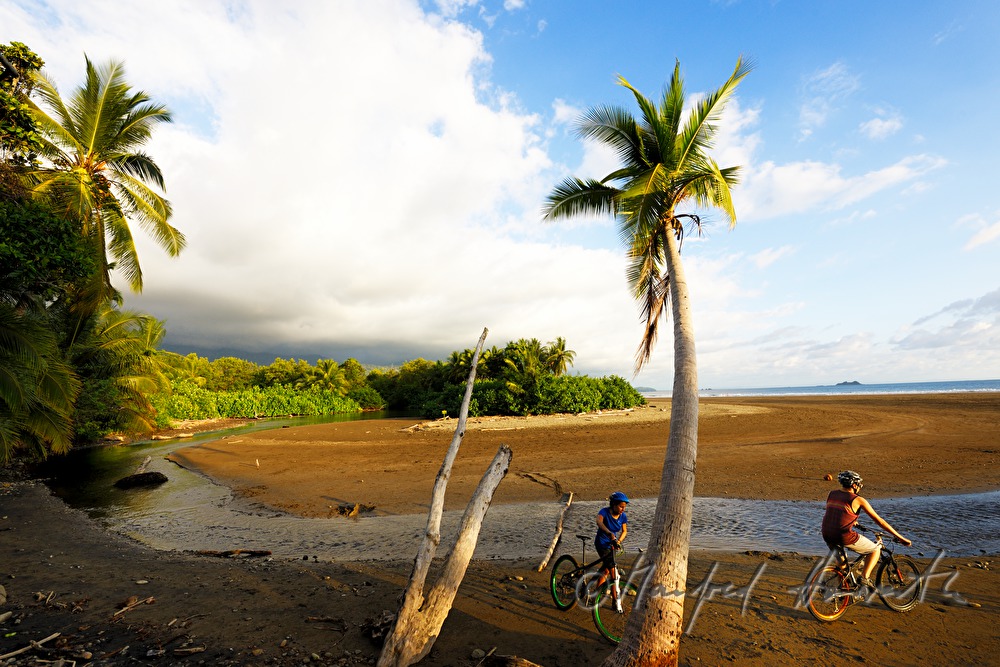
[595,547,615,590]
[845,535,880,584]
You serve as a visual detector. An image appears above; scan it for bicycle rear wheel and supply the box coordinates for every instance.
[592,581,638,644]
[550,554,581,611]
[876,555,922,612]
[806,565,851,622]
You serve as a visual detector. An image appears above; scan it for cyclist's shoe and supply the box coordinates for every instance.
[859,576,876,591]
[614,599,624,614]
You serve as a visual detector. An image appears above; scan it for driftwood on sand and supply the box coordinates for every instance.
[377,328,513,667]
[537,491,574,572]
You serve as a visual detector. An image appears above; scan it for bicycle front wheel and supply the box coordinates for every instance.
[876,555,922,612]
[550,554,581,611]
[592,581,638,644]
[806,565,851,622]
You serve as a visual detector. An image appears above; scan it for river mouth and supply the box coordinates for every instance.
[38,418,1000,560]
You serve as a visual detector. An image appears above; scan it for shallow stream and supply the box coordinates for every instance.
[41,418,1000,560]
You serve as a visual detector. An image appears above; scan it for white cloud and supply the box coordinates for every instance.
[751,245,795,269]
[737,154,947,221]
[958,212,1000,250]
[860,113,903,140]
[895,287,1000,350]
[798,61,860,140]
[551,98,580,125]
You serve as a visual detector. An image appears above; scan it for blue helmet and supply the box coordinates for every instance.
[610,491,630,504]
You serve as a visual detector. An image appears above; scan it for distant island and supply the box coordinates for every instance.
[836,380,862,386]
[634,386,659,392]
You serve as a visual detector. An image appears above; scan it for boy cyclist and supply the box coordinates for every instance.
[593,491,629,612]
[822,470,912,590]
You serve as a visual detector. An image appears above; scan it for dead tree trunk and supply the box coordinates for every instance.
[378,328,513,667]
[537,492,573,571]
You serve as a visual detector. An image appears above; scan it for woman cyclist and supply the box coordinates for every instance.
[822,471,911,590]
[593,491,629,612]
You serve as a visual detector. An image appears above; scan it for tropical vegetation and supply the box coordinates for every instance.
[544,58,751,667]
[150,336,643,424]
[0,40,645,469]
[0,41,189,463]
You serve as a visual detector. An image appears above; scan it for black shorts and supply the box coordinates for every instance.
[597,546,618,571]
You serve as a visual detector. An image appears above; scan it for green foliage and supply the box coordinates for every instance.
[254,357,313,388]
[403,362,645,419]
[206,356,257,391]
[29,55,182,296]
[0,301,78,463]
[346,385,385,410]
[365,337,644,418]
[0,198,96,302]
[63,306,170,440]
[340,358,366,390]
[150,379,362,423]
[0,41,45,167]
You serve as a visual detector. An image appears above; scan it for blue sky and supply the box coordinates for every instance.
[4,0,999,389]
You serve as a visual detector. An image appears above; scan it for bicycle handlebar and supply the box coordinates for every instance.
[854,522,907,545]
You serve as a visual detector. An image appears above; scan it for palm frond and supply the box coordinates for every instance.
[676,56,753,172]
[113,174,182,254]
[542,177,618,220]
[576,104,645,173]
[109,152,167,190]
[28,69,78,140]
[103,206,142,291]
[544,58,750,372]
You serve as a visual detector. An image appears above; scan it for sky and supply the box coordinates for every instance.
[4,0,1000,389]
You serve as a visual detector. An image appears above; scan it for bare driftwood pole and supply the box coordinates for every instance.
[537,492,573,572]
[378,328,514,667]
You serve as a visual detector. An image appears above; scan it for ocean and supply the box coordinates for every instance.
[642,378,1000,399]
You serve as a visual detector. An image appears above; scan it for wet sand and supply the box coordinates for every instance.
[2,393,999,666]
[168,394,1000,517]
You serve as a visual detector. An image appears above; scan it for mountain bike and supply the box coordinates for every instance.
[549,534,643,644]
[806,524,922,622]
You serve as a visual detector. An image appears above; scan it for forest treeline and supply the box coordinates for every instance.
[153,337,645,425]
[0,41,643,465]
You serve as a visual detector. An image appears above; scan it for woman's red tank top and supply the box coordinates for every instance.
[821,489,860,546]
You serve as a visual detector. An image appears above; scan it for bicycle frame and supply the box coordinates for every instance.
[806,523,922,621]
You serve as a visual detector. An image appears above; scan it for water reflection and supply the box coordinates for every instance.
[38,411,395,518]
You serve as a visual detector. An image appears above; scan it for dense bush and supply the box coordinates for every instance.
[347,385,385,410]
[415,374,645,418]
[150,379,363,423]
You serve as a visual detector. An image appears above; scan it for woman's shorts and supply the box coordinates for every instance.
[845,533,881,555]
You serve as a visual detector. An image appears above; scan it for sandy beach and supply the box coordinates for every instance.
[2,393,998,666]
[167,394,1000,517]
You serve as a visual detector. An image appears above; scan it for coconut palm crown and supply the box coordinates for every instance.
[543,58,751,372]
[27,56,184,295]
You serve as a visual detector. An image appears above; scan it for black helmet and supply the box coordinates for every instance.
[838,470,863,488]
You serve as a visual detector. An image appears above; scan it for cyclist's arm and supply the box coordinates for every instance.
[857,497,911,545]
[617,523,627,545]
[596,514,617,541]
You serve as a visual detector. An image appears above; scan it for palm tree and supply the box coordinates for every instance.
[543,58,751,666]
[543,337,576,376]
[0,301,78,463]
[297,359,347,395]
[27,56,183,299]
[65,305,171,437]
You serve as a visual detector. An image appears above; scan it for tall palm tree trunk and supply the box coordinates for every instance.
[605,229,698,667]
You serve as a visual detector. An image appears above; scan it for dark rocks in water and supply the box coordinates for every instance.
[836,380,862,386]
[114,471,168,489]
